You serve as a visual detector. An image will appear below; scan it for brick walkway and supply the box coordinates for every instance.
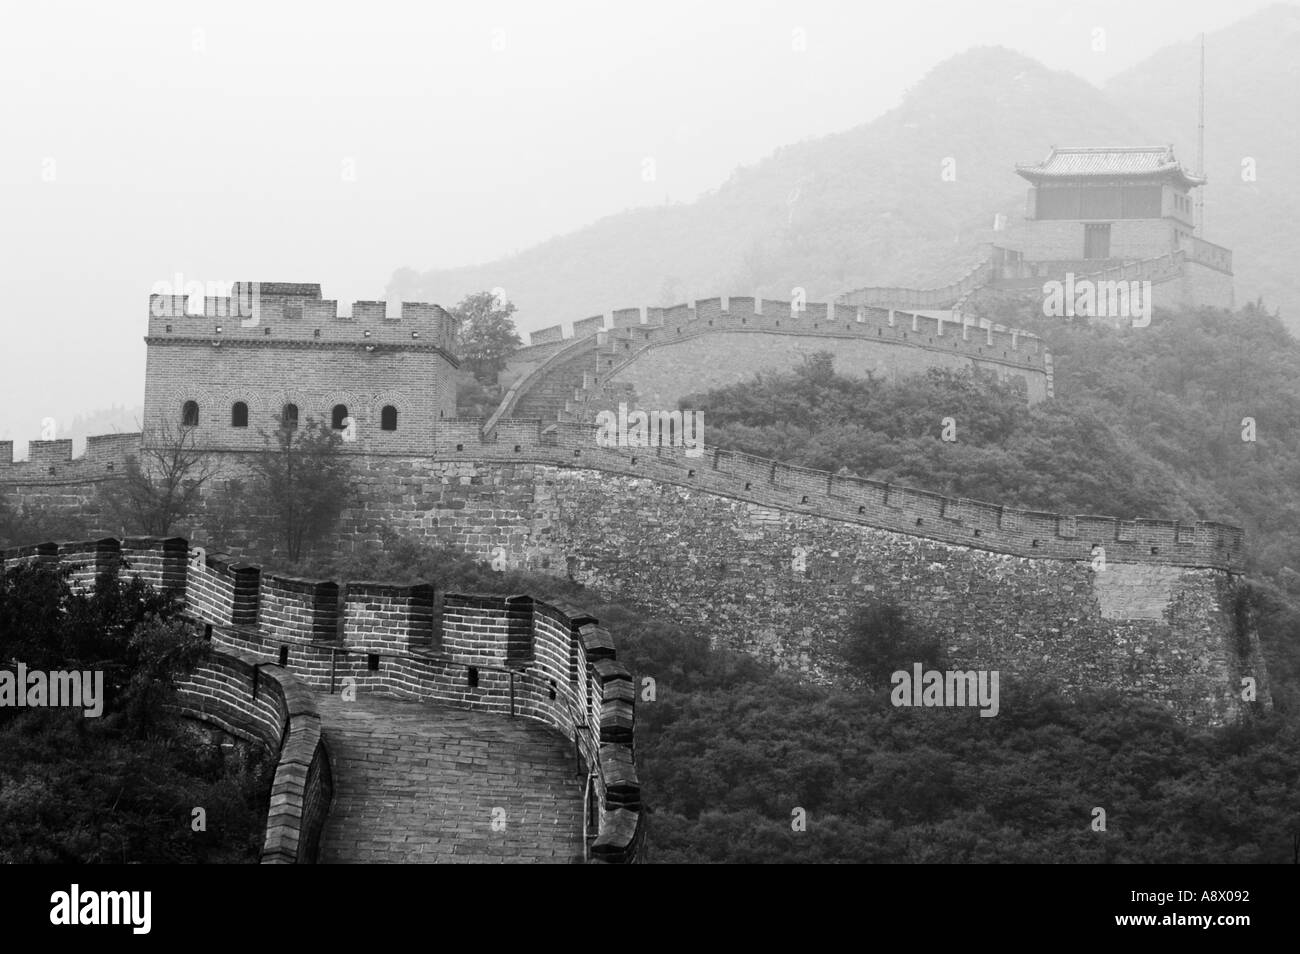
[315,694,585,863]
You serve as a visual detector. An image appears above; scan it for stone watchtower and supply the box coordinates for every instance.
[141,282,460,454]
[992,146,1234,309]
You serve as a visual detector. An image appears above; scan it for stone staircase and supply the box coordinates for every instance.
[489,328,648,431]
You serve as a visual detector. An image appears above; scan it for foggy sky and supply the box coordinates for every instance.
[0,0,1277,454]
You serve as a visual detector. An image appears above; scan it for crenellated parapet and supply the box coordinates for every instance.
[3,419,1244,573]
[455,419,1243,571]
[0,433,142,483]
[0,536,644,863]
[502,295,1052,431]
[146,297,460,353]
[146,284,459,355]
[526,294,1046,366]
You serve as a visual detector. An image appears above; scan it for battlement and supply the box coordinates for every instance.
[502,295,1052,432]
[1,418,1244,572]
[467,419,1241,570]
[146,283,459,354]
[0,433,141,482]
[528,295,1045,369]
[0,536,643,863]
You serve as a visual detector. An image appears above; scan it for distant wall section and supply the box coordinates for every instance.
[607,329,1047,408]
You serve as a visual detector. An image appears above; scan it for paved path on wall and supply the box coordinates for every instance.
[315,694,585,863]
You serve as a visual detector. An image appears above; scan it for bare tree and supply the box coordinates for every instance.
[99,418,219,536]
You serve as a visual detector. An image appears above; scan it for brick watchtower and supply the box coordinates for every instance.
[141,282,460,454]
[990,146,1234,309]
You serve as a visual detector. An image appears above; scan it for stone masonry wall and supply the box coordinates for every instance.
[0,536,644,863]
[2,420,1258,728]
[276,442,1259,728]
[172,650,333,864]
[1008,218,1178,261]
[606,329,1046,410]
[493,297,1052,430]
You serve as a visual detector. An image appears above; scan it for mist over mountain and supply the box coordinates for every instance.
[1104,3,1300,321]
[390,5,1300,332]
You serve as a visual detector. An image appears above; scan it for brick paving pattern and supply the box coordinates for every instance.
[316,693,585,863]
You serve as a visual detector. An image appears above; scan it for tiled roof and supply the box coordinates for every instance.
[1016,146,1205,185]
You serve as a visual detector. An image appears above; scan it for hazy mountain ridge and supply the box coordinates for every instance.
[390,7,1300,332]
[1104,3,1300,321]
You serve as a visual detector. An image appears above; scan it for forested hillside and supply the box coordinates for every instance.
[630,298,1300,862]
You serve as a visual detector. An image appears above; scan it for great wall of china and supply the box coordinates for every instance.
[0,536,641,863]
[0,238,1265,863]
[495,295,1054,433]
[0,414,1267,727]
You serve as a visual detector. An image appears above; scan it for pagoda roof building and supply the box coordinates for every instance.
[1015,145,1206,190]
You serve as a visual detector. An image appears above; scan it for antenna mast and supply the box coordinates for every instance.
[1197,32,1205,233]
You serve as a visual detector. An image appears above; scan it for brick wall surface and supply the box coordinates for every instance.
[3,538,643,863]
[171,649,332,864]
[1,412,1254,727]
[497,297,1051,426]
[142,344,457,455]
[603,329,1049,409]
[161,446,1254,727]
[1014,218,1178,261]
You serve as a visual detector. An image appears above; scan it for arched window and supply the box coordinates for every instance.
[282,404,299,429]
[332,404,349,430]
[231,402,249,428]
[182,400,199,427]
[381,405,398,431]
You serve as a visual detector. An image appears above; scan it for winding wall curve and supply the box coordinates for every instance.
[0,536,643,863]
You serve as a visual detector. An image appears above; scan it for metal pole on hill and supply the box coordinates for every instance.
[1197,32,1205,234]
